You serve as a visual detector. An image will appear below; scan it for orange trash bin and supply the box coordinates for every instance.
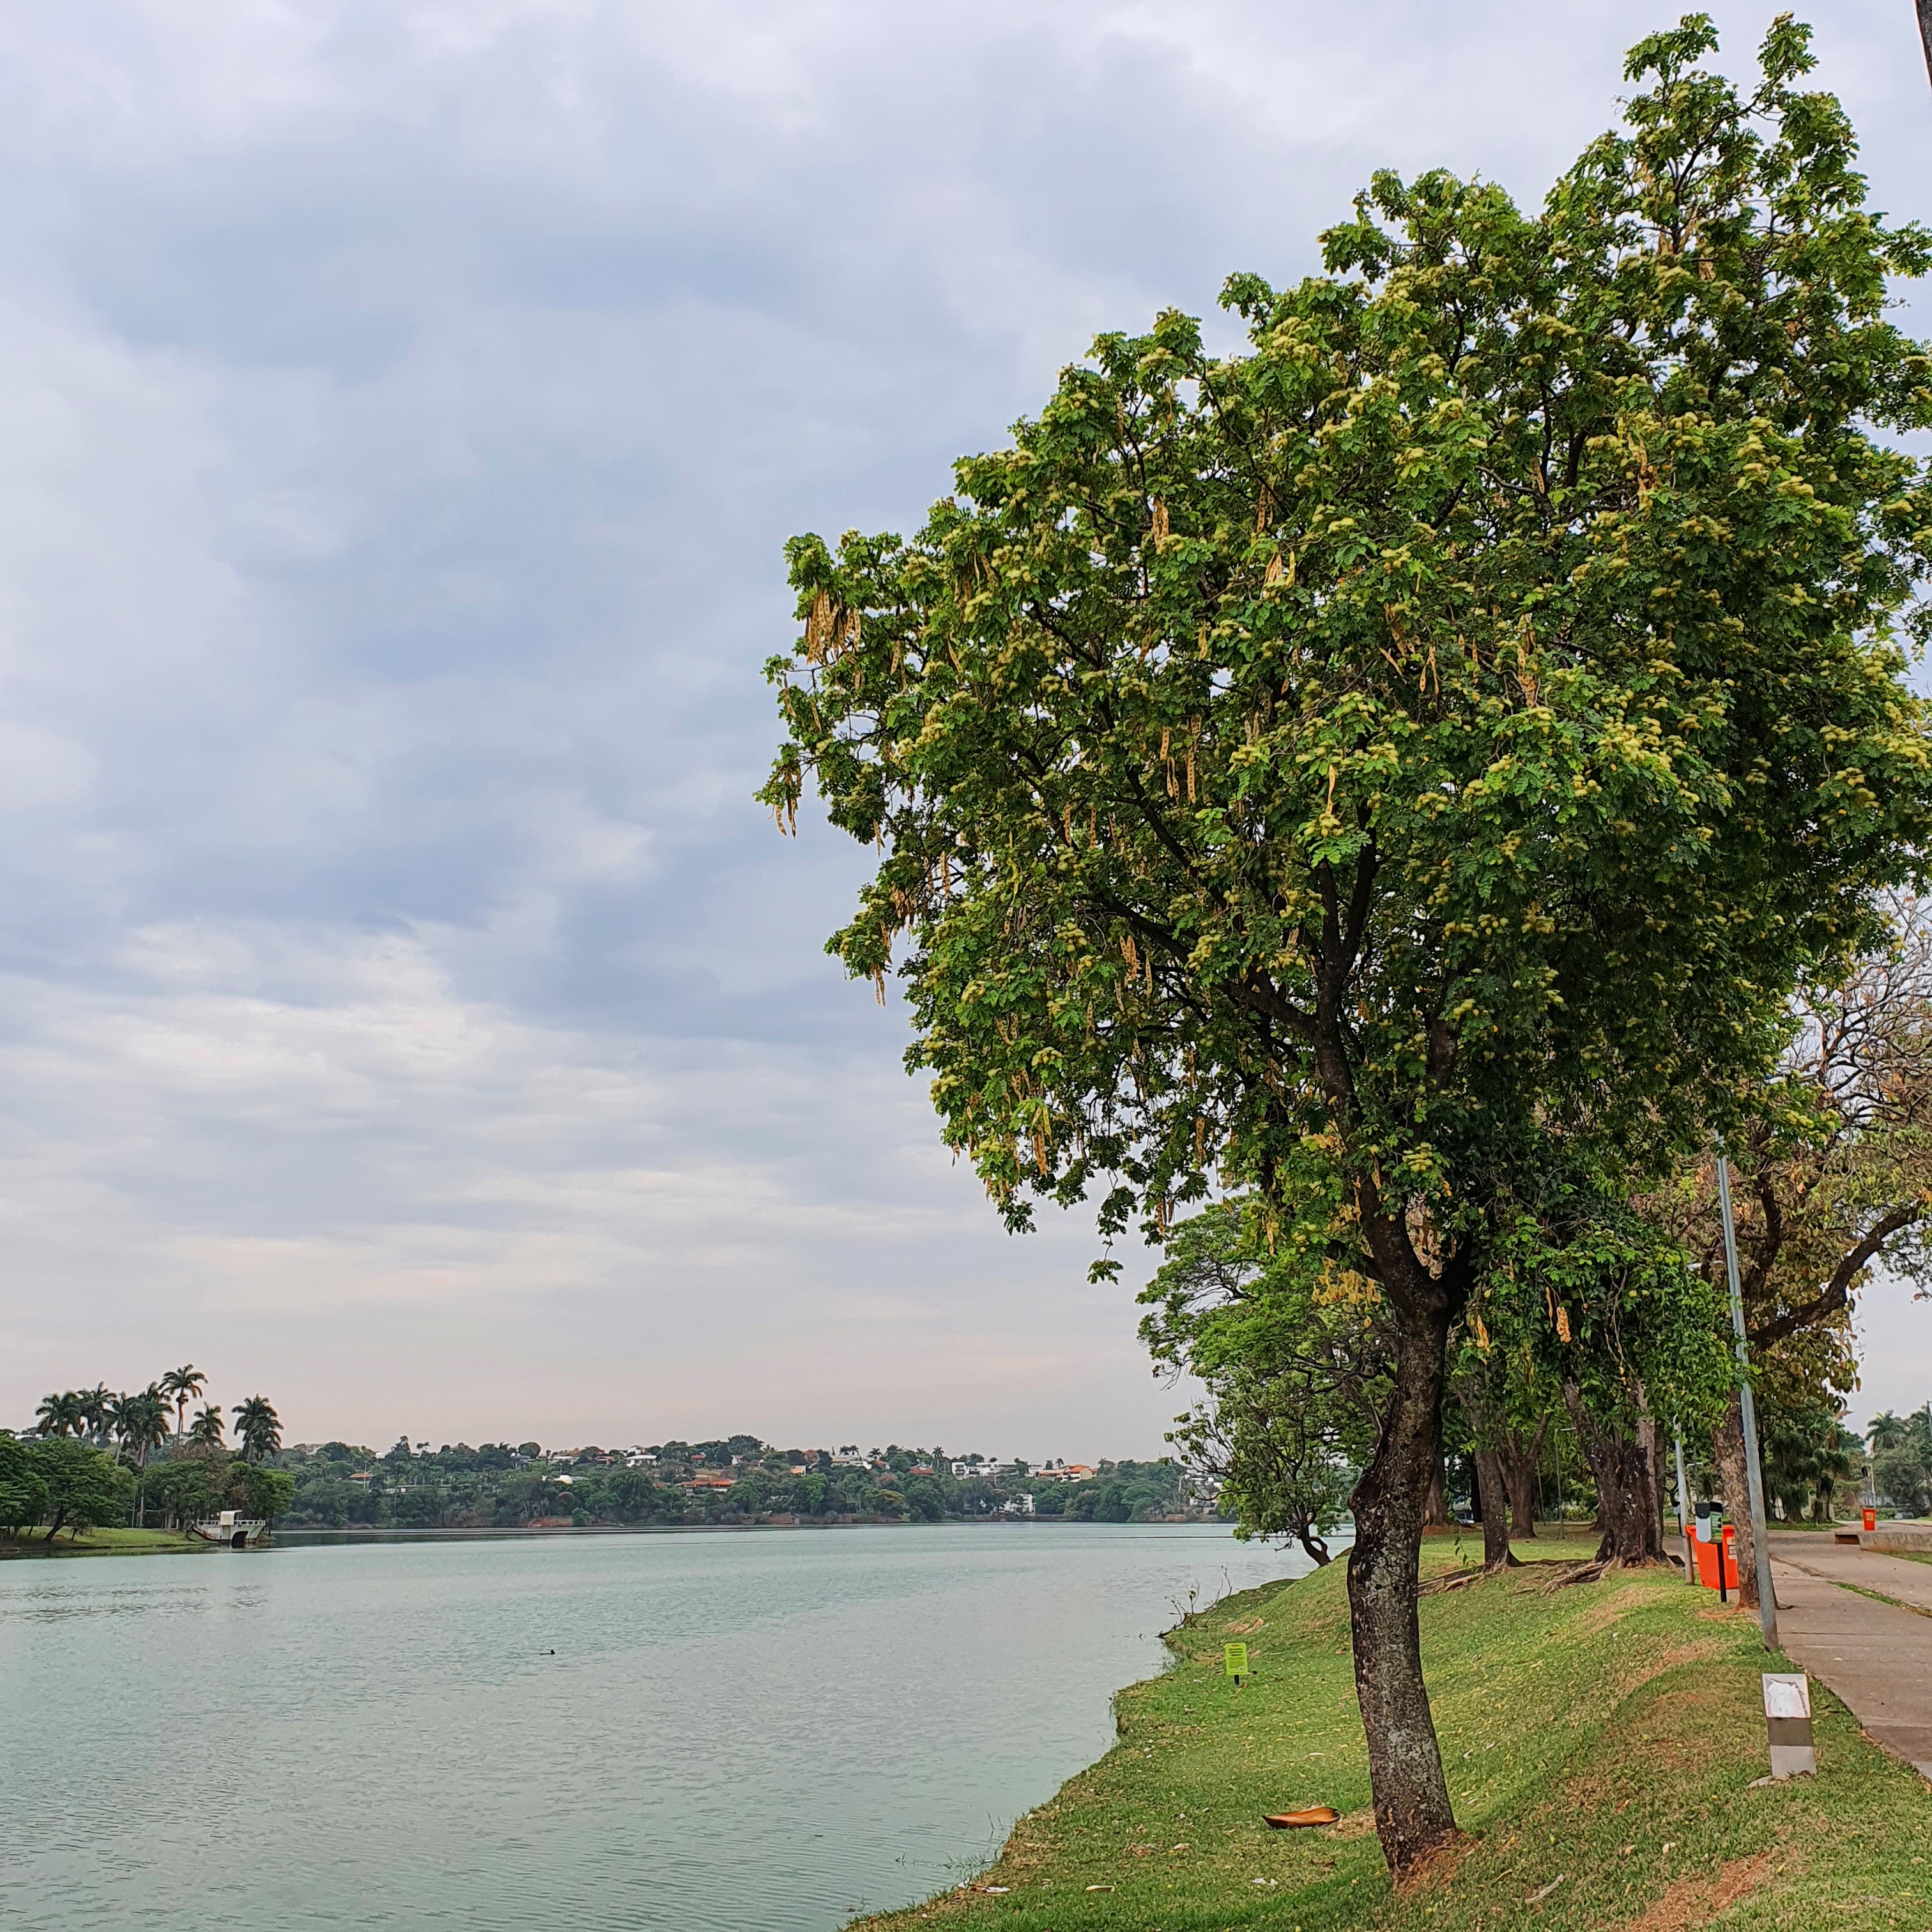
[1693,1526,1740,1591]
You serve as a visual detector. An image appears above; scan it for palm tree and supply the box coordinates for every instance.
[188,1404,226,1448]
[75,1384,112,1448]
[102,1388,171,1526]
[34,1391,83,1437]
[103,1391,136,1461]
[232,1396,282,1464]
[1869,1410,1909,1453]
[160,1366,206,1440]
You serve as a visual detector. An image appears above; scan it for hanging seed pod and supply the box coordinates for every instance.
[805,590,834,661]
[1555,1306,1573,1344]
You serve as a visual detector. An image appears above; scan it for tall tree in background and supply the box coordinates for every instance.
[1645,895,1932,1601]
[188,1404,226,1448]
[111,1387,172,1525]
[33,1392,82,1438]
[764,15,1932,1873]
[1482,1170,1732,1564]
[75,1386,112,1449]
[161,1366,206,1442]
[231,1396,282,1464]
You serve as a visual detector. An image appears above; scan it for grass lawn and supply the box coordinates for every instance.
[1,1526,210,1558]
[855,1535,1932,1931]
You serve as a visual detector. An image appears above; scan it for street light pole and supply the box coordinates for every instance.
[1715,1147,1780,1650]
[1673,1426,1694,1584]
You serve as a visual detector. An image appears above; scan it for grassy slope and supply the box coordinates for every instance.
[1,1526,209,1558]
[858,1537,1931,1931]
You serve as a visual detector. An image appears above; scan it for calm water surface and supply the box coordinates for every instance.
[4,1523,1315,1931]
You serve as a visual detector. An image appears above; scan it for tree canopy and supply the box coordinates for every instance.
[765,13,1932,1874]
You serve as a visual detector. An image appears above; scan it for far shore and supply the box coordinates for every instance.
[3,1516,1243,1560]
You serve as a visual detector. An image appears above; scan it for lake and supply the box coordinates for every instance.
[3,1523,1317,1931]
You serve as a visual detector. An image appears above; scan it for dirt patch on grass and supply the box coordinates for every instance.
[1622,1850,1776,1929]
[1613,1637,1723,1698]
[1570,1584,1653,1635]
[1321,1807,1378,1842]
[1390,1827,1478,1896]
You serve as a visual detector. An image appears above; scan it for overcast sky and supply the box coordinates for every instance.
[1,2,1929,1455]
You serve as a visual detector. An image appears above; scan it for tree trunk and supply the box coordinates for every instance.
[1713,1392,1759,1611]
[1347,1301,1460,1876]
[1920,0,1932,89]
[1501,1420,1546,1538]
[1635,1407,1667,1554]
[1472,1449,1516,1570]
[1423,1453,1450,1529]
[1561,1386,1664,1565]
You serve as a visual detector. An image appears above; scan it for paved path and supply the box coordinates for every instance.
[1768,1532,1932,1612]
[1767,1534,1932,1781]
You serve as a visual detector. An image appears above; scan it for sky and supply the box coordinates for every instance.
[2,2,1930,1456]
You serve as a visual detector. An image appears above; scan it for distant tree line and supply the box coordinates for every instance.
[4,1370,293,1542]
[264,1434,1197,1531]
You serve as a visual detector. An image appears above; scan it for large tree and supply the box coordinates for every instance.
[765,16,1932,1873]
[0,1433,49,1535]
[31,1439,135,1542]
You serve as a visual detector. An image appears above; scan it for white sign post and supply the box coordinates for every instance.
[1762,1673,1814,1779]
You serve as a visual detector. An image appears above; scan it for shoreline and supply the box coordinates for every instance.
[847,1535,1932,1928]
[1,1526,211,1560]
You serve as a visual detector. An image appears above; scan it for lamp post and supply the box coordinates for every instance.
[1673,1426,1694,1584]
[1715,1147,1780,1650]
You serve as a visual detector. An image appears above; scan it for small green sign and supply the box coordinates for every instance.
[1223,1642,1249,1679]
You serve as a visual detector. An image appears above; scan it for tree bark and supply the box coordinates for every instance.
[1920,0,1932,89]
[1636,1409,1663,1549]
[1712,1391,1759,1610]
[1561,1386,1664,1564]
[1347,1300,1460,1876]
[1423,1453,1450,1529]
[1472,1448,1517,1570]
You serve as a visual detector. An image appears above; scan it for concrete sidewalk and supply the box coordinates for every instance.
[1768,1531,1932,1614]
[1767,1544,1932,1781]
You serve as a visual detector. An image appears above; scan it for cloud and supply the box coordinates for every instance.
[1,1,1928,1446]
